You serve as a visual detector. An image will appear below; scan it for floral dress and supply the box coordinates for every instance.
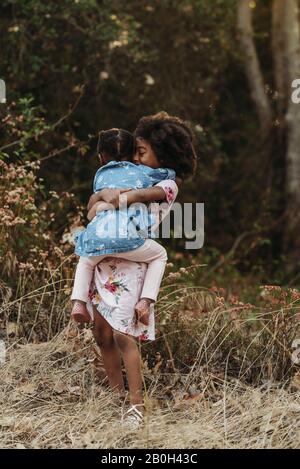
[86,180,178,341]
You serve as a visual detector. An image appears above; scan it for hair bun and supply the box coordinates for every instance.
[97,128,134,162]
[153,111,170,120]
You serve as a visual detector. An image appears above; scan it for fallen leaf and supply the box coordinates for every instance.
[290,372,300,392]
[81,430,101,448]
[0,416,15,427]
[68,386,81,396]
[6,322,19,336]
[54,381,68,394]
[18,383,36,395]
[83,328,93,343]
[173,393,204,410]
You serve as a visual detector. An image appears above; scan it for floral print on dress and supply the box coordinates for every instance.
[165,186,176,204]
[103,275,129,304]
[138,331,149,342]
[86,180,178,342]
[87,259,156,341]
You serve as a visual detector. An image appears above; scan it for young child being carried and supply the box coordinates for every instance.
[71,128,176,324]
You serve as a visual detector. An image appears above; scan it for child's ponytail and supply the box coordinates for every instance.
[97,128,134,163]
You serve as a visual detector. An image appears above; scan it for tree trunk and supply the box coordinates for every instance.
[237,0,272,138]
[283,0,300,273]
[272,0,288,121]
[271,0,287,245]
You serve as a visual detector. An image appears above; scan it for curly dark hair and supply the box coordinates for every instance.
[134,111,197,179]
[97,128,134,162]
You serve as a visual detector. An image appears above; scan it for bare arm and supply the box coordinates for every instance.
[87,188,131,211]
[120,179,181,205]
[122,186,167,205]
[87,204,98,221]
[87,201,114,221]
[87,186,167,211]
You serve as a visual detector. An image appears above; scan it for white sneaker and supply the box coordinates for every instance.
[121,405,144,430]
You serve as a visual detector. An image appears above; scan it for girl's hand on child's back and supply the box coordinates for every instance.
[95,201,113,214]
[87,188,131,210]
[87,201,114,221]
[100,188,131,207]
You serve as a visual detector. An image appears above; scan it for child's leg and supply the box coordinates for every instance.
[113,240,167,325]
[72,241,166,303]
[92,308,125,396]
[138,239,168,302]
[71,241,166,323]
[113,330,143,407]
[71,255,105,302]
[113,239,167,302]
[71,255,105,323]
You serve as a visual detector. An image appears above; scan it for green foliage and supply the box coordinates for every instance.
[0,0,291,286]
[0,98,79,292]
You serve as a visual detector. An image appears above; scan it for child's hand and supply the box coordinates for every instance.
[95,201,113,213]
[134,299,151,326]
[101,188,132,208]
[134,309,150,326]
[87,192,102,211]
[87,201,115,221]
[88,188,131,210]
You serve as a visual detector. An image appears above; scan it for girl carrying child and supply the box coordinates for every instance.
[71,112,197,428]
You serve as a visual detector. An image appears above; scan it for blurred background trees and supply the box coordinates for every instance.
[238,0,300,276]
[1,0,300,286]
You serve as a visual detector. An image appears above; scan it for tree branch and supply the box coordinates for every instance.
[0,85,85,153]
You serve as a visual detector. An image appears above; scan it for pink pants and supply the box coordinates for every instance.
[71,239,167,303]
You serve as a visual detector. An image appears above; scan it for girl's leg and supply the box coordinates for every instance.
[113,330,143,406]
[92,308,125,396]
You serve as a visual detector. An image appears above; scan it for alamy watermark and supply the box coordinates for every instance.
[0,79,6,103]
[0,339,6,365]
[291,79,300,103]
[291,339,300,365]
[93,197,205,250]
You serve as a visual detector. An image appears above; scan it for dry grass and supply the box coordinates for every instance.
[1,323,300,449]
[2,268,300,448]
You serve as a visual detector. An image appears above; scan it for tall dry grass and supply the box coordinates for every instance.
[1,158,300,448]
[1,265,300,448]
[1,323,300,449]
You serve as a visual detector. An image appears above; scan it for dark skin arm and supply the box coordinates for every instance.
[87,201,114,221]
[87,188,131,210]
[87,186,167,211]
[121,186,167,205]
[87,205,97,221]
